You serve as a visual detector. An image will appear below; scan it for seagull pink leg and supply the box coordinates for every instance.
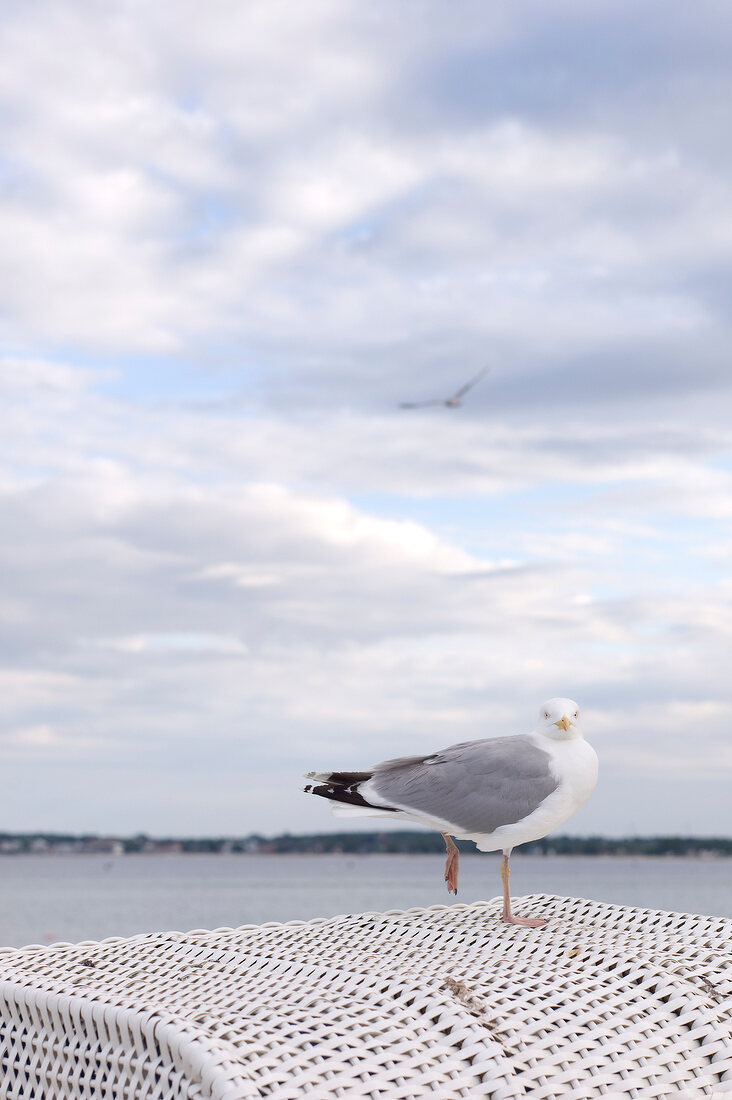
[500,853,545,927]
[441,833,459,895]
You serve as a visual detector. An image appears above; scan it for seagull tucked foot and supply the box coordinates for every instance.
[441,832,459,895]
[499,852,545,928]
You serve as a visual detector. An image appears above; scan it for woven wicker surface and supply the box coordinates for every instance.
[0,894,730,1099]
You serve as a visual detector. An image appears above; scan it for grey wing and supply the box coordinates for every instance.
[451,367,489,400]
[370,735,557,834]
[400,399,445,408]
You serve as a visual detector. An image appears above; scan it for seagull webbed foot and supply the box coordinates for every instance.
[501,914,545,928]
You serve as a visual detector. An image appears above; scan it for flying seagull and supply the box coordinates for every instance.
[400,366,490,409]
[304,698,598,927]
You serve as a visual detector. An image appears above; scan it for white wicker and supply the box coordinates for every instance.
[0,894,730,1099]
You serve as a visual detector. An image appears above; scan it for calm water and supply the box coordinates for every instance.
[0,852,729,948]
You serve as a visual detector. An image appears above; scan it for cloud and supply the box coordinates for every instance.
[0,0,731,380]
[0,3,731,835]
[1,362,731,835]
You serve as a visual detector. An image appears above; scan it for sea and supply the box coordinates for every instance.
[0,852,729,949]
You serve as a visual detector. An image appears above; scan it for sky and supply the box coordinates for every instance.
[2,0,732,839]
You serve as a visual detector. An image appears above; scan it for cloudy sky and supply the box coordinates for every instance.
[2,0,732,838]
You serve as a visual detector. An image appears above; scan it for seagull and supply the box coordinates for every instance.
[400,367,490,409]
[304,698,598,927]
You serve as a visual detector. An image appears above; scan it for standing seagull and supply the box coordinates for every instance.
[400,366,490,409]
[304,698,597,927]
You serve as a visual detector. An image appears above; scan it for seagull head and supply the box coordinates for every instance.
[537,698,582,740]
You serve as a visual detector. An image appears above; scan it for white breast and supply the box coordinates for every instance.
[472,734,598,853]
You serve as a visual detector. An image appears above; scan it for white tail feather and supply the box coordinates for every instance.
[330,803,374,818]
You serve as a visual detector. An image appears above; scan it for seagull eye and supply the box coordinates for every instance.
[544,711,550,719]
[573,711,578,719]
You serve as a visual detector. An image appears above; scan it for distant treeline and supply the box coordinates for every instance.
[0,830,731,857]
[247,832,732,857]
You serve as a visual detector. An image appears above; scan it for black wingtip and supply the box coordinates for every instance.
[303,781,399,812]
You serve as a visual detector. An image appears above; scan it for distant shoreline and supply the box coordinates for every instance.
[1,831,731,858]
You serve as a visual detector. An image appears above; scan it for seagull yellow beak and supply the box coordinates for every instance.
[555,715,571,731]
